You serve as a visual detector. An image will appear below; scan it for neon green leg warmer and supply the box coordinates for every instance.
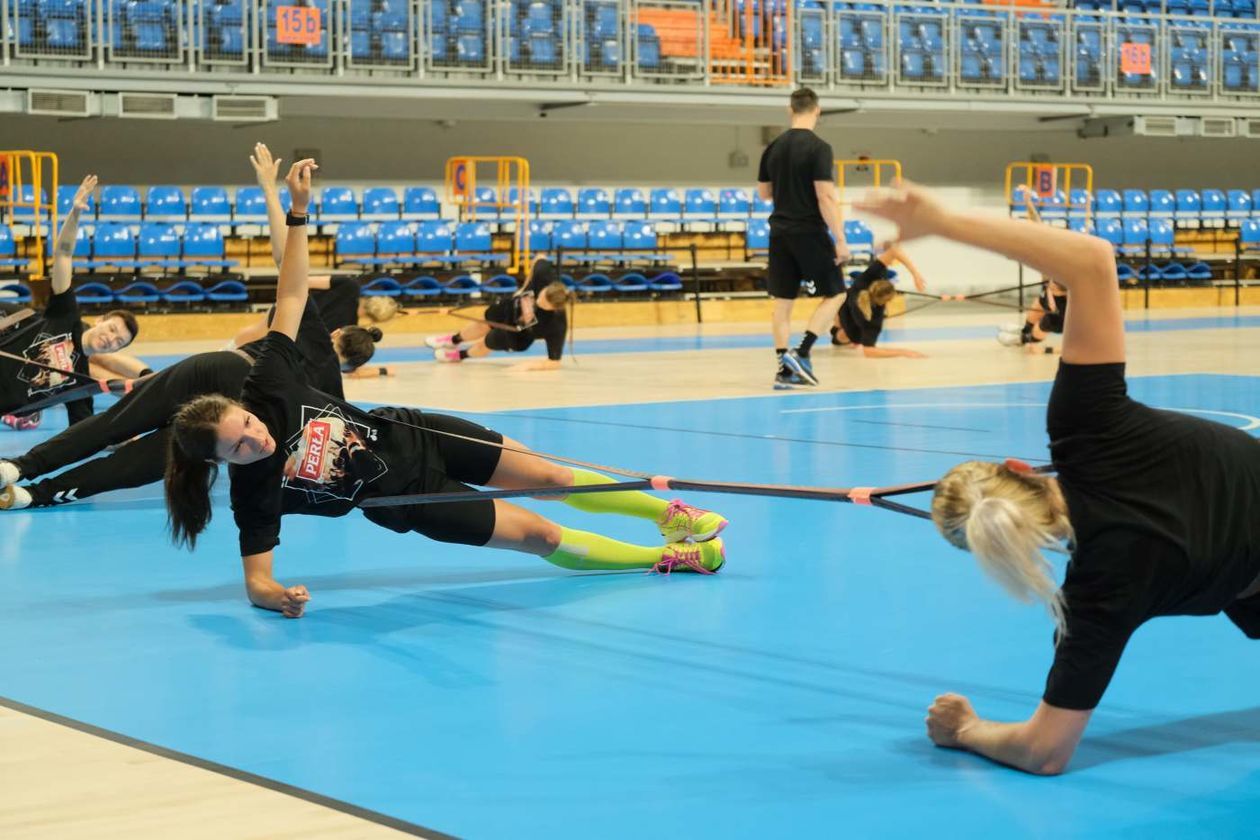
[543,527,662,571]
[563,468,668,521]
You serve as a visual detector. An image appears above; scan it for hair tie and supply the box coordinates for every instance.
[1004,458,1033,474]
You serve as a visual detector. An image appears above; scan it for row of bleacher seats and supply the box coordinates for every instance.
[1011,187,1260,226]
[0,221,236,271]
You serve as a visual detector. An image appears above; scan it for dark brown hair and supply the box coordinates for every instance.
[336,325,382,370]
[165,394,236,549]
[790,87,820,114]
[102,309,140,342]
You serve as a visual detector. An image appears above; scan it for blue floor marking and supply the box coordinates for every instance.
[2,373,1259,837]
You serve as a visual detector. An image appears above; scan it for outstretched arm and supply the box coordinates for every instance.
[878,244,927,293]
[856,181,1123,365]
[269,159,317,341]
[927,694,1091,776]
[51,175,96,296]
[89,352,151,379]
[249,143,287,268]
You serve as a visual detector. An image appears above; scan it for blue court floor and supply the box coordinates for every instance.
[2,372,1260,837]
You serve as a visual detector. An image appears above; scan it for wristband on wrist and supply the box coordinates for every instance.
[286,210,309,226]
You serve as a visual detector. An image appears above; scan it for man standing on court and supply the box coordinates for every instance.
[757,87,849,389]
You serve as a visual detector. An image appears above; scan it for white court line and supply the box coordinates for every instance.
[781,402,1260,431]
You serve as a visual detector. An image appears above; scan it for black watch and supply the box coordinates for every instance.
[285,210,309,226]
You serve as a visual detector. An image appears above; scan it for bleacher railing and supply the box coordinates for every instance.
[2,0,1259,100]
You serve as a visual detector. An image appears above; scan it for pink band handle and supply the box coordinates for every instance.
[650,475,674,491]
[848,487,874,505]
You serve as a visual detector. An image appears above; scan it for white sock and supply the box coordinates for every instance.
[0,461,19,487]
[1,485,31,509]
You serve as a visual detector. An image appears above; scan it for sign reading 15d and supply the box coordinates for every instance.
[277,5,322,45]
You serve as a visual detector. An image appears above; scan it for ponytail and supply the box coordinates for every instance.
[165,394,236,550]
[932,461,1074,640]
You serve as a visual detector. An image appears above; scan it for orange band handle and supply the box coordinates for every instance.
[650,475,674,491]
[848,487,874,505]
[1004,458,1033,473]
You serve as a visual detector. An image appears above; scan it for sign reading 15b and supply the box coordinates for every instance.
[277,5,322,45]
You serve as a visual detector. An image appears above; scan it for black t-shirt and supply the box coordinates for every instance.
[0,289,92,424]
[311,277,360,331]
[837,259,889,347]
[229,332,438,557]
[261,298,344,399]
[532,308,567,362]
[1042,362,1260,710]
[757,128,834,235]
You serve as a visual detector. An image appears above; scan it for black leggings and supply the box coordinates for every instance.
[11,351,251,506]
[360,411,504,547]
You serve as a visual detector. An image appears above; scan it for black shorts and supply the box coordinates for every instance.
[485,328,534,354]
[767,230,844,300]
[361,412,504,547]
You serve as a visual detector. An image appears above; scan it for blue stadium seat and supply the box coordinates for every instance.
[623,221,658,254]
[1241,219,1260,250]
[587,220,623,254]
[1119,218,1148,255]
[577,188,612,219]
[56,184,95,218]
[320,187,360,222]
[1067,188,1092,221]
[375,220,418,261]
[1094,189,1122,218]
[1159,262,1188,284]
[402,186,441,219]
[746,219,770,253]
[1116,263,1137,284]
[1121,189,1149,218]
[540,188,575,219]
[190,187,231,222]
[0,225,28,268]
[1137,264,1162,283]
[470,186,499,221]
[456,33,486,63]
[455,221,498,258]
[648,271,684,292]
[683,188,719,224]
[444,275,482,296]
[613,272,649,292]
[182,223,236,268]
[362,187,401,220]
[1148,218,1189,256]
[361,276,404,297]
[160,280,207,304]
[7,185,46,226]
[1148,189,1174,218]
[1067,219,1095,235]
[718,188,752,221]
[1096,218,1124,249]
[577,273,614,294]
[1252,190,1260,217]
[74,282,116,305]
[1174,190,1201,226]
[752,193,773,217]
[335,222,377,265]
[98,186,142,220]
[43,223,93,259]
[552,220,588,253]
[88,222,138,268]
[205,280,249,303]
[1187,261,1213,281]
[41,0,85,48]
[208,1,245,56]
[528,220,553,252]
[416,221,454,259]
[649,188,682,221]
[1226,190,1252,223]
[144,186,186,221]
[613,188,647,218]
[845,220,875,256]
[1201,189,1227,227]
[402,276,443,299]
[136,222,182,268]
[482,274,518,294]
[504,187,538,218]
[0,282,33,304]
[638,25,661,69]
[115,281,162,304]
[232,186,269,226]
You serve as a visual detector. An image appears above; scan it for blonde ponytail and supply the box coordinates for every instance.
[932,461,1073,640]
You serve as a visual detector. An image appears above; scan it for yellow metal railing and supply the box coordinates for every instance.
[445,155,531,276]
[0,150,59,280]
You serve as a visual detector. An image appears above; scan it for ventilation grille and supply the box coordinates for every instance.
[1133,115,1178,137]
[1244,118,1260,138]
[119,92,177,119]
[1200,117,1238,138]
[212,95,276,122]
[27,89,90,117]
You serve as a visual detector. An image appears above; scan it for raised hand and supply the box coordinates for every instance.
[71,175,98,213]
[284,159,318,213]
[249,142,282,190]
[854,179,950,245]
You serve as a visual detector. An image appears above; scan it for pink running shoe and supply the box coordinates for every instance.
[652,538,726,575]
[433,348,462,363]
[425,333,456,349]
[2,412,41,431]
[657,499,728,543]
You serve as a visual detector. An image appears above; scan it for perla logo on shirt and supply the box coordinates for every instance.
[281,404,387,504]
[18,332,77,396]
